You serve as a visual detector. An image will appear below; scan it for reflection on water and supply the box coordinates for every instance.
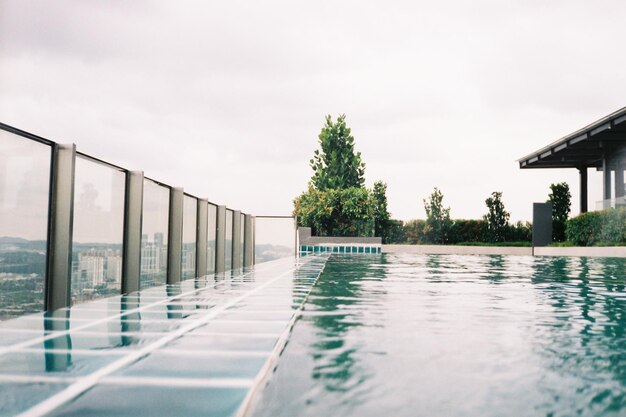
[44,310,71,372]
[306,258,382,395]
[250,254,626,417]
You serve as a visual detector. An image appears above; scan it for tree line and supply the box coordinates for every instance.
[294,114,574,246]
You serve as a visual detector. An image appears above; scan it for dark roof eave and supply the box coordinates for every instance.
[518,106,626,166]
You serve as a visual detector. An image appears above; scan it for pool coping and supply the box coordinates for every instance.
[383,244,626,258]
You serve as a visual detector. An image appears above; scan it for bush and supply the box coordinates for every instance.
[565,208,626,246]
[505,221,533,242]
[423,188,452,244]
[386,219,407,244]
[547,182,571,242]
[294,186,373,237]
[448,219,487,243]
[404,220,426,244]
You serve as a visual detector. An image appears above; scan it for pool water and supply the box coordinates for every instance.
[249,254,626,417]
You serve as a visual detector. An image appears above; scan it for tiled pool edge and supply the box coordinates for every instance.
[234,255,329,417]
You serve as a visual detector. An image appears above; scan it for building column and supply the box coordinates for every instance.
[603,156,612,207]
[578,166,588,214]
[615,160,624,201]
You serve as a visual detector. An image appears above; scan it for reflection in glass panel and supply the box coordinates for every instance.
[71,156,125,305]
[0,130,51,320]
[225,210,233,271]
[141,180,169,289]
[182,196,197,280]
[207,204,217,274]
[255,217,296,263]
[240,213,245,268]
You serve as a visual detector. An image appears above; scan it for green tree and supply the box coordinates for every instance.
[484,191,510,242]
[423,188,452,244]
[294,186,373,237]
[371,181,391,242]
[310,114,366,190]
[547,182,571,242]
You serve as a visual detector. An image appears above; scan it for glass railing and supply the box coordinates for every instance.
[207,203,217,274]
[225,209,233,270]
[182,194,197,280]
[595,198,626,210]
[0,122,270,321]
[140,179,170,289]
[0,127,51,320]
[71,154,125,304]
[255,216,297,263]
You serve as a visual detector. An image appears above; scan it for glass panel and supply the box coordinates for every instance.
[255,217,296,263]
[0,130,51,320]
[240,213,245,268]
[207,204,217,274]
[140,180,169,289]
[71,156,125,305]
[225,209,233,270]
[182,195,196,280]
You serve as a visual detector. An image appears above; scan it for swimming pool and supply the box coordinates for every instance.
[248,253,626,417]
[2,252,626,416]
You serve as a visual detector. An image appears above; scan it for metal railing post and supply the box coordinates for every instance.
[243,214,254,267]
[196,199,208,278]
[232,210,242,269]
[167,187,184,284]
[215,205,226,273]
[122,171,144,294]
[45,143,76,311]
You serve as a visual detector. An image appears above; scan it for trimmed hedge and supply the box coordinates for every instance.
[386,219,532,245]
[565,208,626,246]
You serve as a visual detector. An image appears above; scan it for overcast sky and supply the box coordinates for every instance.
[2,0,626,223]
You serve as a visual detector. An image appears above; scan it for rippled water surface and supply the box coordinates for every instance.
[250,254,626,417]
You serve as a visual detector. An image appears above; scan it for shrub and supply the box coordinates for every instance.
[565,208,626,246]
[386,219,407,244]
[294,186,373,237]
[505,221,532,242]
[423,188,452,244]
[547,182,571,242]
[402,220,425,244]
[448,219,487,243]
[484,191,510,243]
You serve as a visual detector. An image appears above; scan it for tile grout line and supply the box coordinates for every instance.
[14,263,306,417]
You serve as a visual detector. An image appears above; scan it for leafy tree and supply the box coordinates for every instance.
[386,219,407,243]
[404,219,426,244]
[310,114,366,190]
[547,182,571,242]
[423,188,452,244]
[371,181,391,242]
[484,191,510,242]
[294,186,373,237]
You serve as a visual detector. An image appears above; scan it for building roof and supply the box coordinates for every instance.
[519,106,626,169]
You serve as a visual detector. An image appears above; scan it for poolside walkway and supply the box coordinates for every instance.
[0,255,328,417]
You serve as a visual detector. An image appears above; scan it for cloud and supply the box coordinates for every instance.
[1,0,625,228]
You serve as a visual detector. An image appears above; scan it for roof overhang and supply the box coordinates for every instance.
[519,106,626,169]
